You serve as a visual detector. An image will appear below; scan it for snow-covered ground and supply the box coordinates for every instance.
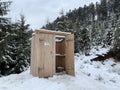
[0,47,120,90]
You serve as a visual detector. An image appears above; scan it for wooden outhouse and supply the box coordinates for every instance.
[30,29,75,78]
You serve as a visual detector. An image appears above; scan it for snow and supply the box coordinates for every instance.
[36,29,71,34]
[0,39,4,43]
[55,35,65,38]
[0,47,120,90]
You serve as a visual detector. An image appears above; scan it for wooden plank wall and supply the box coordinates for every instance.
[36,34,55,77]
[36,34,44,77]
[65,34,75,76]
[31,33,55,77]
[43,34,53,77]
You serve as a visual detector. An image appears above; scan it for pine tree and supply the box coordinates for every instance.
[96,2,101,20]
[105,25,114,46]
[113,0,120,16]
[113,27,120,50]
[13,15,32,73]
[73,20,81,53]
[0,0,12,76]
[0,14,32,76]
[91,22,98,47]
[80,28,90,55]
[89,3,95,21]
[100,0,107,20]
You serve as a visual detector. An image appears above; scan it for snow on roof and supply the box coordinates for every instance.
[55,35,65,38]
[35,29,71,35]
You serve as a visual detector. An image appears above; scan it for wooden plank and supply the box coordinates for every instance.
[65,34,75,76]
[56,39,65,55]
[56,42,61,54]
[44,34,49,77]
[30,36,34,75]
[31,35,37,76]
[31,35,38,76]
[36,34,44,77]
[52,35,56,75]
[31,33,56,77]
[35,34,54,77]
[42,34,54,77]
[50,34,54,76]
[61,39,65,55]
[33,35,36,76]
[35,29,71,36]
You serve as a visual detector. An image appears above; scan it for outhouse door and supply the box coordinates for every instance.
[37,34,55,77]
[65,34,75,76]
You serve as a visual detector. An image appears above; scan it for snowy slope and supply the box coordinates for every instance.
[0,47,120,90]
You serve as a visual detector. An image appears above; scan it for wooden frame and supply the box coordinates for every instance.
[30,29,75,78]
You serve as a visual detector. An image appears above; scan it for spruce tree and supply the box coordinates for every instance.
[80,28,90,55]
[105,29,114,46]
[0,14,32,76]
[113,0,120,16]
[0,0,12,76]
[13,15,32,73]
[100,0,107,20]
[91,22,98,47]
[89,3,95,21]
[113,27,120,50]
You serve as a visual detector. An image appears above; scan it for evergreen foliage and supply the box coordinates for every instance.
[0,1,33,76]
[43,0,120,55]
[1,0,120,76]
[114,27,120,50]
[80,28,90,55]
[0,0,12,76]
